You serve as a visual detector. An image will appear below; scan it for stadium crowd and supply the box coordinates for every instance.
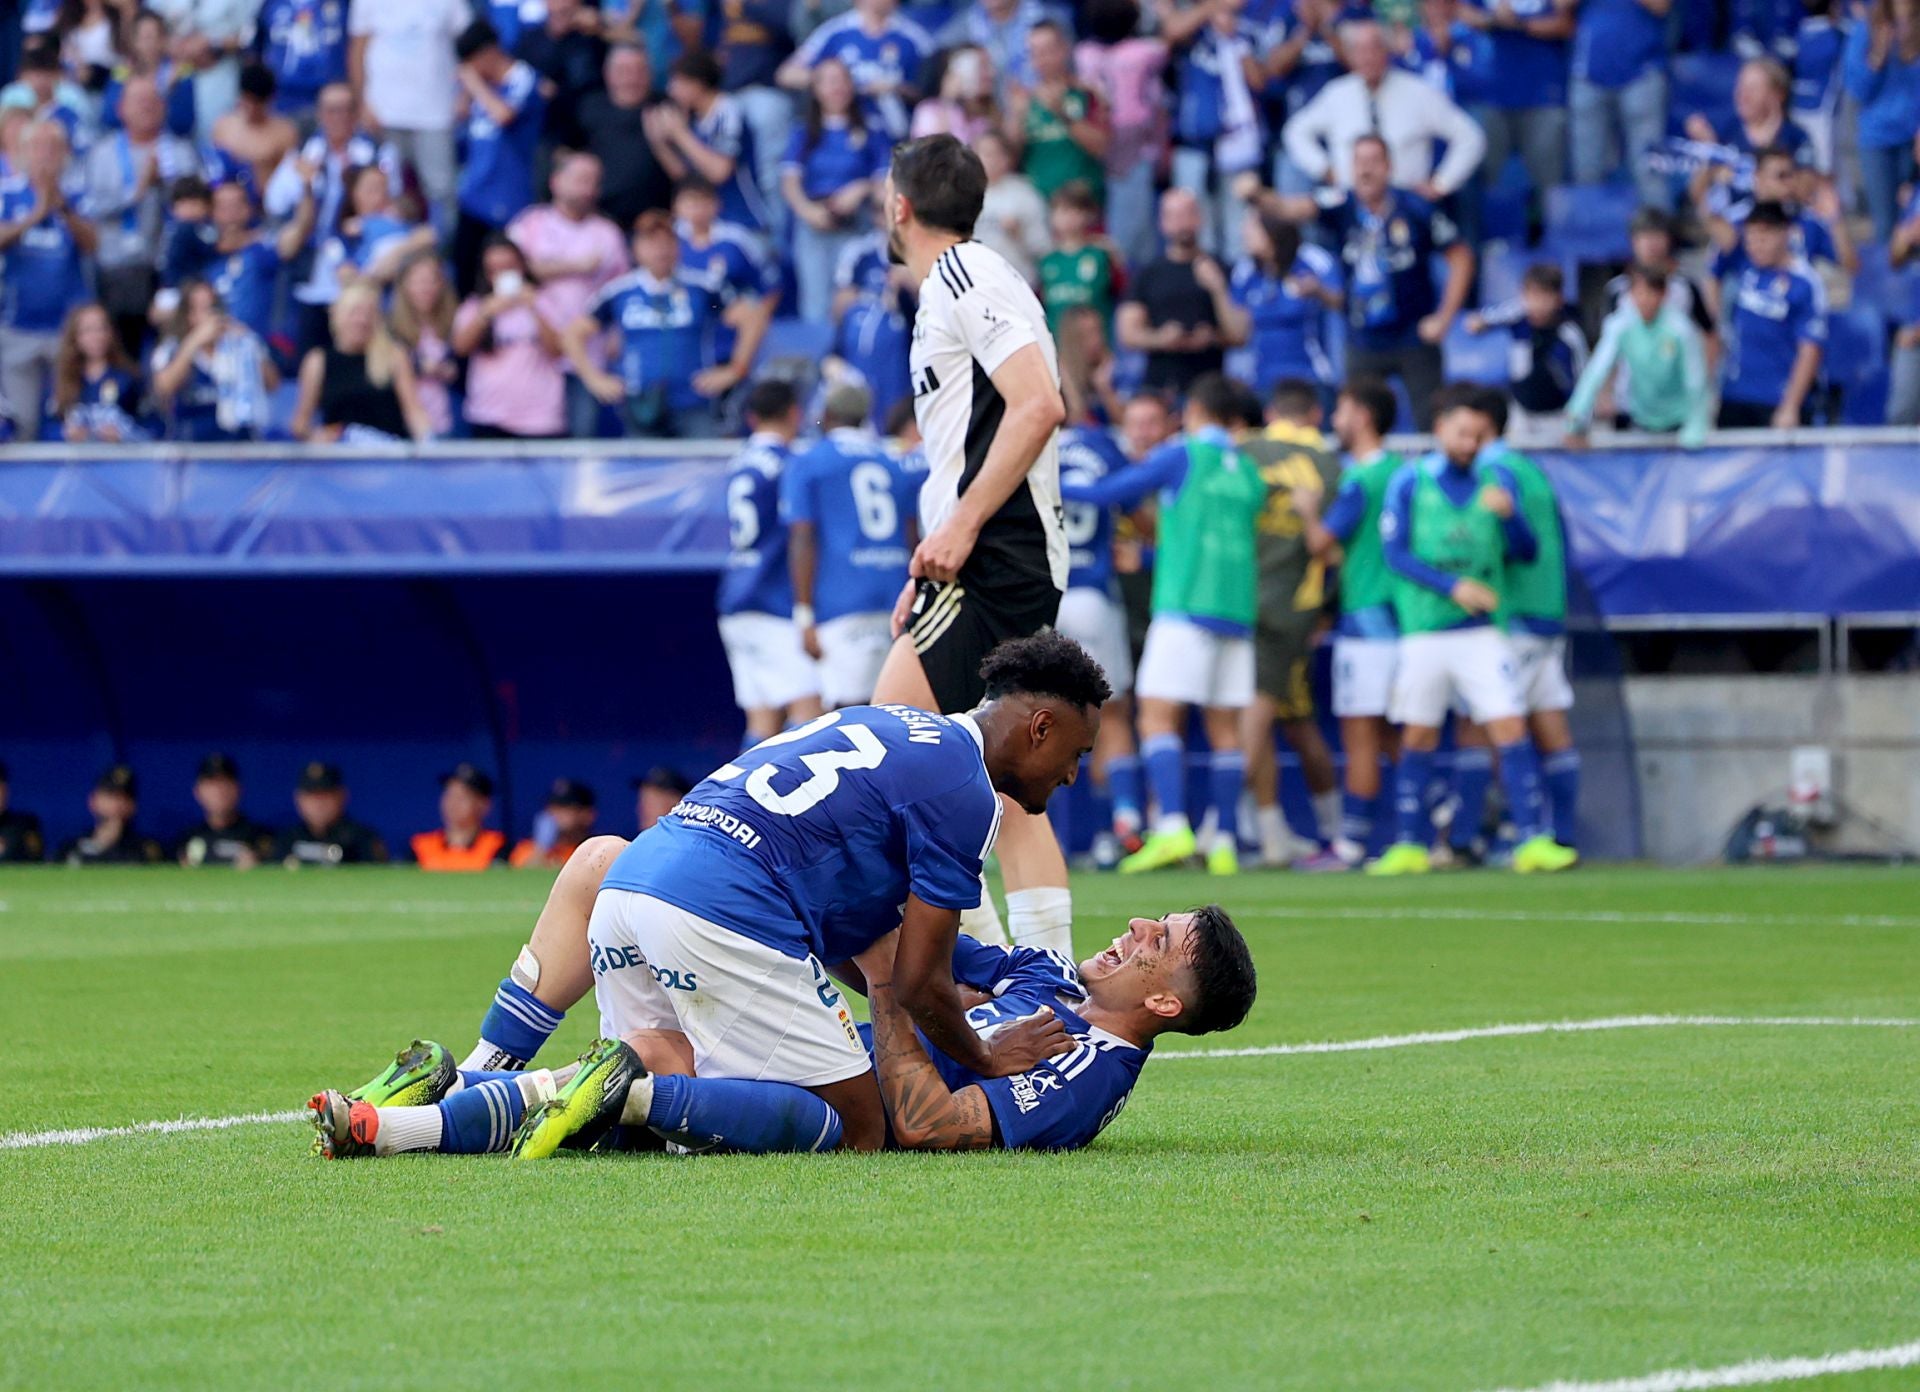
[4,0,1920,443]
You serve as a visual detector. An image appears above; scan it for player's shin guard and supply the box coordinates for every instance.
[1007,887,1073,956]
[1209,752,1246,850]
[635,1075,844,1154]
[1392,749,1437,845]
[1449,747,1495,850]
[463,973,565,1073]
[1494,739,1548,842]
[1141,733,1188,830]
[1544,749,1581,848]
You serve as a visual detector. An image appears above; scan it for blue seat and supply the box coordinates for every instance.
[1445,323,1512,386]
[1544,183,1638,263]
[759,317,834,365]
[1479,241,1530,306]
[1479,155,1533,244]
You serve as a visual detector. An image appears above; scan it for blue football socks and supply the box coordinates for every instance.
[644,1075,844,1153]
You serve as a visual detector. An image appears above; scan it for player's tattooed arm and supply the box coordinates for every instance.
[865,980,997,1151]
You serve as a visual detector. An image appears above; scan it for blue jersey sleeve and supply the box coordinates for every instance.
[976,1040,1145,1151]
[779,451,816,526]
[1323,474,1368,542]
[1793,273,1828,346]
[1059,439,1187,509]
[1381,463,1460,597]
[900,778,999,911]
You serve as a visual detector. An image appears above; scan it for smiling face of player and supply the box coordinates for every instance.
[1080,913,1196,1018]
[993,700,1100,815]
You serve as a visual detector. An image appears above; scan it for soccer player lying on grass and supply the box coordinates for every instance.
[308,837,1256,1155]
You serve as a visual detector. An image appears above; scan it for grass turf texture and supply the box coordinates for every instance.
[2,866,1917,1391]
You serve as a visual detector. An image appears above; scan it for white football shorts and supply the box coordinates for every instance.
[1055,586,1133,697]
[1135,615,1254,709]
[717,611,820,712]
[1507,631,1574,714]
[815,611,893,708]
[1389,626,1525,729]
[1331,636,1398,719]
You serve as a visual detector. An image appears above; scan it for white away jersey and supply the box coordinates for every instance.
[909,240,1069,592]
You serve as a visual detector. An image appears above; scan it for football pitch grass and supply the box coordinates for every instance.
[3,865,1916,1391]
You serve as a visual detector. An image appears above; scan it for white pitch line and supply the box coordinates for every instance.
[1151,1014,1919,1061]
[1234,905,1920,930]
[4,1015,1913,1151]
[1480,1337,1920,1392]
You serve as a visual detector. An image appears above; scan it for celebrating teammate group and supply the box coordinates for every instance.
[306,128,1576,1162]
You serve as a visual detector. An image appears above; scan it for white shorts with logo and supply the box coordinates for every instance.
[816,610,892,707]
[588,889,872,1087]
[1508,631,1574,713]
[718,612,820,713]
[1054,585,1133,697]
[1331,636,1399,719]
[1135,615,1255,709]
[1389,627,1526,729]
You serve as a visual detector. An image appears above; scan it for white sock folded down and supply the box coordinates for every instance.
[1006,887,1074,957]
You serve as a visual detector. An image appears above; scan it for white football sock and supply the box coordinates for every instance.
[1155,811,1193,836]
[619,1074,657,1126]
[1312,790,1342,843]
[961,872,1008,946]
[1007,887,1074,956]
[372,1106,443,1156]
[459,1040,522,1073]
[1256,805,1289,865]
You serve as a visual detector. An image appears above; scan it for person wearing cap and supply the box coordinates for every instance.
[510,778,598,869]
[634,766,691,833]
[413,763,508,870]
[0,761,46,863]
[175,753,277,867]
[1707,199,1828,429]
[274,761,389,866]
[57,765,165,866]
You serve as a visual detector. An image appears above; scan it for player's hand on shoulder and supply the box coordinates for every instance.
[985,1006,1072,1077]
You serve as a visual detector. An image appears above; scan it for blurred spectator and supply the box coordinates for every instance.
[152,0,254,142]
[149,279,279,440]
[273,760,389,865]
[314,162,435,306]
[1685,57,1815,216]
[454,234,568,438]
[1844,0,1920,242]
[1225,203,1343,400]
[940,0,1064,100]
[1072,0,1166,269]
[972,127,1051,284]
[211,63,300,191]
[388,249,459,436]
[1606,207,1717,357]
[1459,0,1571,226]
[1703,143,1857,277]
[509,777,598,868]
[634,765,691,831]
[412,763,506,870]
[1566,261,1710,447]
[1464,262,1587,443]
[1266,0,1353,131]
[175,752,276,868]
[1,40,88,147]
[58,764,165,865]
[509,151,631,438]
[1283,18,1485,199]
[781,56,890,319]
[1566,0,1674,210]
[83,76,199,355]
[1005,19,1107,204]
[1057,302,1123,424]
[1116,185,1233,395]
[673,175,777,401]
[1038,180,1118,334]
[596,0,701,72]
[52,302,150,441]
[1710,200,1827,428]
[513,0,608,150]
[0,761,47,864]
[291,281,431,440]
[1792,0,1848,176]
[911,43,1000,144]
[1889,193,1920,422]
[1402,0,1491,102]
[451,20,545,296]
[570,210,730,437]
[257,0,351,121]
[713,0,796,230]
[102,11,198,138]
[778,0,933,139]
[1266,135,1474,429]
[1168,0,1269,259]
[348,0,467,225]
[828,193,915,424]
[579,44,675,231]
[56,0,126,77]
[0,120,97,441]
[652,48,769,234]
[265,81,401,259]
[166,177,316,349]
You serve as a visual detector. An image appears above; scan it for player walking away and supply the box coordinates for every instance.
[716,379,824,748]
[403,633,1106,1156]
[1061,373,1268,876]
[870,133,1078,957]
[1053,421,1145,865]
[1366,387,1576,877]
[1238,378,1347,871]
[1295,377,1402,869]
[783,382,922,708]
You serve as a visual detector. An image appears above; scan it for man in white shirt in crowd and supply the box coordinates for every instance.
[348,0,468,228]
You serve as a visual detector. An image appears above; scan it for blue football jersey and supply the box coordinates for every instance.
[717,432,794,618]
[601,706,1001,964]
[1058,426,1129,592]
[779,426,918,621]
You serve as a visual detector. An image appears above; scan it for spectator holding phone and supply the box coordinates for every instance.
[454,234,567,439]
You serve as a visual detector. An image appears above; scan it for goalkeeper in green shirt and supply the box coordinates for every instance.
[1059,374,1269,875]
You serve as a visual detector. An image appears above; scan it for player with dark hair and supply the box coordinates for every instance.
[336,633,1110,1158]
[870,133,1080,959]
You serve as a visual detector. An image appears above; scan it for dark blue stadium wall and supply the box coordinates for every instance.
[0,574,739,856]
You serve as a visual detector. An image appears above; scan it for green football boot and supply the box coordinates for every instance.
[511,1038,642,1160]
[1365,842,1432,876]
[1512,835,1579,874]
[307,1088,380,1159]
[346,1039,457,1108]
[1205,842,1239,876]
[1118,824,1198,874]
